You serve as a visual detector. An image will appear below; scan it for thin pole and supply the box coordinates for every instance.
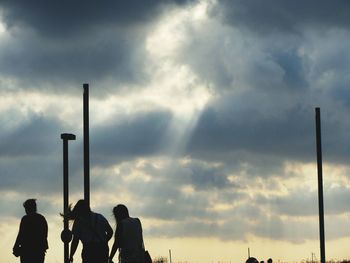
[83,84,90,206]
[63,139,69,263]
[61,133,76,263]
[315,107,326,263]
[248,247,250,258]
[169,249,172,263]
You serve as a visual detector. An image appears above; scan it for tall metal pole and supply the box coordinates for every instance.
[315,107,326,263]
[169,249,172,263]
[61,133,76,263]
[83,83,90,206]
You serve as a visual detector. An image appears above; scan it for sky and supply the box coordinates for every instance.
[1,1,350,262]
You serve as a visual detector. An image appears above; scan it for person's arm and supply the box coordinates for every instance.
[13,218,24,254]
[69,221,79,262]
[105,220,113,241]
[44,217,49,250]
[69,236,79,262]
[109,238,118,263]
[109,225,122,263]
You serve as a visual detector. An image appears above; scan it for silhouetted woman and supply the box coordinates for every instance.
[67,200,113,263]
[109,204,144,263]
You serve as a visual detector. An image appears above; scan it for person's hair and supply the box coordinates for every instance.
[23,199,37,213]
[113,204,129,223]
[267,258,272,263]
[66,199,91,220]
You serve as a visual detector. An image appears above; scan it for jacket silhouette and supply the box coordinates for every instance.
[109,204,145,263]
[68,199,113,263]
[13,199,48,263]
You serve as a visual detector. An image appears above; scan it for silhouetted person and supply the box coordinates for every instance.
[68,199,113,263]
[260,261,265,263]
[267,258,273,263]
[246,257,259,263]
[13,199,48,263]
[109,204,144,263]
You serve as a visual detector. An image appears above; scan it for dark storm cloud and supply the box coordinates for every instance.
[268,48,308,90]
[174,6,350,168]
[137,158,238,191]
[255,190,318,217]
[0,0,195,91]
[213,0,350,34]
[186,84,350,168]
[90,158,243,222]
[0,156,61,193]
[187,95,315,163]
[2,0,350,245]
[0,109,91,195]
[0,29,144,89]
[177,19,308,92]
[0,111,63,157]
[254,185,350,218]
[90,110,173,165]
[184,161,233,190]
[0,111,74,194]
[139,190,216,221]
[0,0,195,36]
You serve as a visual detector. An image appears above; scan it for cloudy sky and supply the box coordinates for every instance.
[1,1,350,262]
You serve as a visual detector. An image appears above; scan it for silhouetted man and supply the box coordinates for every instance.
[13,199,48,263]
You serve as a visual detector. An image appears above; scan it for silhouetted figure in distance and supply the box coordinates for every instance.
[267,258,273,263]
[13,199,48,263]
[109,204,145,263]
[246,257,259,263]
[68,199,113,263]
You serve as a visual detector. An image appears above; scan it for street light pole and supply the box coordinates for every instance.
[83,84,90,206]
[60,133,76,263]
[315,107,326,263]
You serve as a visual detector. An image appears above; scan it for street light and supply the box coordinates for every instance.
[60,133,76,263]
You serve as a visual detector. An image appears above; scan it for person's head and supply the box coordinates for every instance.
[113,204,129,223]
[267,258,272,263]
[260,261,265,263]
[23,199,37,214]
[68,199,91,220]
[246,257,259,263]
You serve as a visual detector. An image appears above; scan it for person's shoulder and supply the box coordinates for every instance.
[21,214,29,222]
[94,212,108,221]
[22,214,28,219]
[132,217,141,223]
[36,213,46,218]
[36,213,47,220]
[129,217,142,226]
[93,212,103,218]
